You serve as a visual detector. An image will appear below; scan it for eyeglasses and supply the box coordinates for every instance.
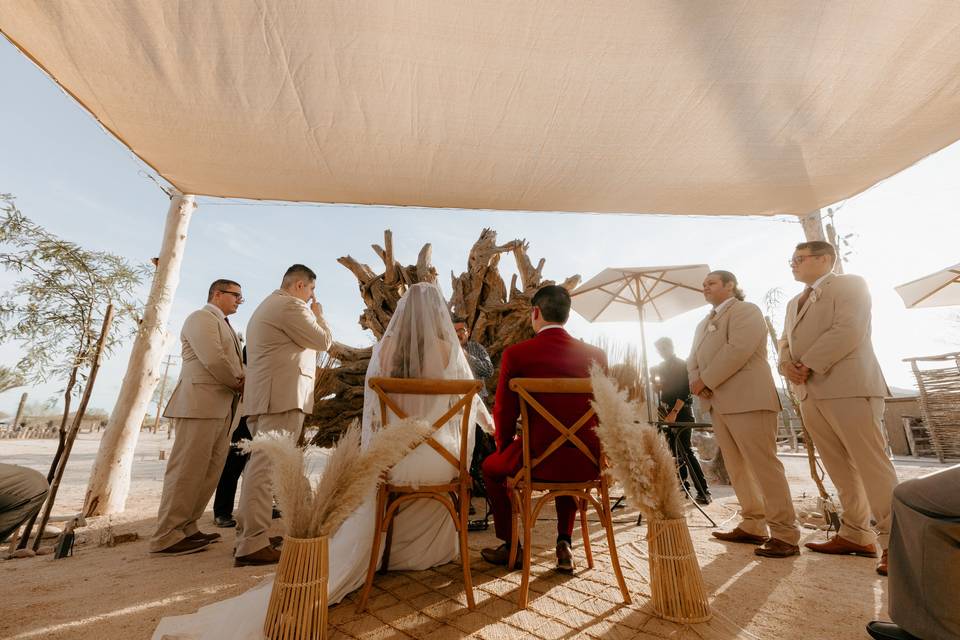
[788,254,824,267]
[218,290,244,303]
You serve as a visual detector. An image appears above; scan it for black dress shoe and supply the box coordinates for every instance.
[214,516,237,528]
[271,507,282,520]
[695,493,712,505]
[866,621,920,640]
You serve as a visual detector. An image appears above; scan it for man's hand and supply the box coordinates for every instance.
[784,362,811,385]
[690,378,712,399]
[234,375,245,394]
[310,298,323,318]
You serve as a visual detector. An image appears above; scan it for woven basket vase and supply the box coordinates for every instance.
[263,535,329,640]
[646,518,712,624]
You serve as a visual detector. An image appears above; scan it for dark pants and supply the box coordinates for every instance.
[666,407,709,498]
[213,418,251,519]
[482,442,598,543]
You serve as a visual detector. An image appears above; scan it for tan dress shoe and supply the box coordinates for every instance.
[804,536,878,557]
[711,527,768,545]
[754,538,800,558]
[235,545,281,567]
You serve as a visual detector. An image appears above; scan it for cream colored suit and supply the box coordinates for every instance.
[236,289,332,556]
[689,299,800,545]
[150,304,243,552]
[780,273,898,548]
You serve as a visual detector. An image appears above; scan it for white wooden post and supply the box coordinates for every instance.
[83,192,195,516]
[800,209,826,241]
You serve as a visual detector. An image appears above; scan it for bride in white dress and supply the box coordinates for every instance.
[153,282,481,640]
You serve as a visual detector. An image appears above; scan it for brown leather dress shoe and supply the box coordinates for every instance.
[152,538,210,556]
[754,538,800,558]
[711,527,768,545]
[187,531,221,543]
[481,543,522,569]
[235,545,282,567]
[876,549,889,576]
[805,536,878,557]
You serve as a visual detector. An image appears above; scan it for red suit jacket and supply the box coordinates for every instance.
[486,326,608,481]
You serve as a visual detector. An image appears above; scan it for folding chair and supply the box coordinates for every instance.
[506,378,631,609]
[357,377,482,612]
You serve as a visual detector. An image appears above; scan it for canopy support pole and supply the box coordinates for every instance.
[83,192,196,516]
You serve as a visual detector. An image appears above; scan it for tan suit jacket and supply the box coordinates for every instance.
[242,289,332,416]
[163,304,243,420]
[779,273,888,400]
[688,299,781,415]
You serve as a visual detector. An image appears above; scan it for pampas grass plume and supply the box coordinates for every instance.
[590,364,685,521]
[241,417,433,539]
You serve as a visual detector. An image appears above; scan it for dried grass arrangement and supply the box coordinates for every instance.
[242,418,432,640]
[589,364,684,521]
[241,417,432,538]
[589,365,711,623]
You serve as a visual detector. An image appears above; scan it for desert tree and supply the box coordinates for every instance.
[0,194,146,545]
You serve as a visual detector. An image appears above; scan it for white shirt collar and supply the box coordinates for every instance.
[204,303,226,321]
[537,324,564,334]
[712,297,736,316]
[810,272,833,290]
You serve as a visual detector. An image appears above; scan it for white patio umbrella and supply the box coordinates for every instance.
[570,265,711,421]
[895,262,960,309]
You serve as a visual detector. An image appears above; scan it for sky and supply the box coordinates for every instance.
[1,35,958,416]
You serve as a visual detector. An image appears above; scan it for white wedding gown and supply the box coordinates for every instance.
[153,283,481,640]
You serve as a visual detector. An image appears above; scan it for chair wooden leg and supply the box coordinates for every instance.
[379,492,396,575]
[508,488,520,570]
[458,483,476,609]
[579,497,594,569]
[599,489,631,604]
[518,490,533,609]
[357,486,387,612]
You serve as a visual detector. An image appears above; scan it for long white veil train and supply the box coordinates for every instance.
[153,282,480,640]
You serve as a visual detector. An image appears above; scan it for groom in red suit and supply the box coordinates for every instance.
[481,285,607,572]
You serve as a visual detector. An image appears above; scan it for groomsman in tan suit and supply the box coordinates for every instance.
[234,264,332,566]
[150,279,245,556]
[689,270,801,558]
[780,241,897,574]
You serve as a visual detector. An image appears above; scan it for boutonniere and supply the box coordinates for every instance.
[707,324,717,333]
[810,288,821,303]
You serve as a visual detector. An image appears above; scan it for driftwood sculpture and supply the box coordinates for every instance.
[306,229,580,446]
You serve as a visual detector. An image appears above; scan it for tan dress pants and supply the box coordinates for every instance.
[150,415,233,552]
[800,396,898,549]
[712,409,800,545]
[235,409,304,557]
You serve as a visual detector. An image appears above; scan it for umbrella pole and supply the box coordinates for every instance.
[637,302,655,424]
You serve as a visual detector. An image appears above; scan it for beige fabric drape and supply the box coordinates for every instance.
[4,1,960,214]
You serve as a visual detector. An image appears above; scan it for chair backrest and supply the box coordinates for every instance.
[507,377,599,478]
[367,377,482,476]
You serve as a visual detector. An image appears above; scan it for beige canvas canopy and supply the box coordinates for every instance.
[4,1,960,214]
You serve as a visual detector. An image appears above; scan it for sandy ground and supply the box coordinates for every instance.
[0,431,948,640]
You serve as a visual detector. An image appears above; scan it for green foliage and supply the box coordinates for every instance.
[0,365,25,394]
[0,194,149,394]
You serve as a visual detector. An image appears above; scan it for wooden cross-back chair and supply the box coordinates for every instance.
[357,377,482,612]
[506,378,631,609]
